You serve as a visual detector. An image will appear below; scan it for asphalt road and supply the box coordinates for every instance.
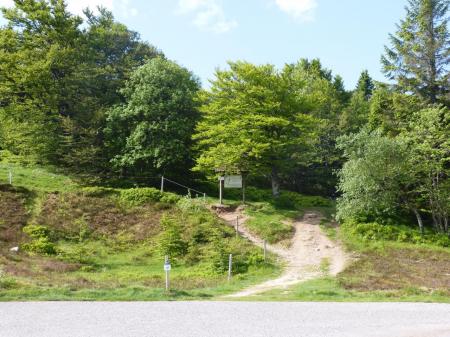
[1,302,449,337]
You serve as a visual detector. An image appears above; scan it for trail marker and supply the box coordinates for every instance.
[164,256,171,291]
[228,254,233,282]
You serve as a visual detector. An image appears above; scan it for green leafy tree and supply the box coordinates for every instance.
[0,0,83,162]
[400,107,449,233]
[336,129,425,231]
[285,59,348,195]
[381,0,449,104]
[104,58,200,177]
[0,1,160,171]
[194,61,318,197]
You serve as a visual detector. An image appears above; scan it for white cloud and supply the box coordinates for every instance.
[177,0,237,33]
[274,0,317,22]
[0,0,137,18]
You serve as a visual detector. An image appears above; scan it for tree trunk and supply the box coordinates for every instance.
[271,167,280,198]
[412,208,424,234]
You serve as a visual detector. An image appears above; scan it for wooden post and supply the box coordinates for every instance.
[219,177,223,205]
[242,174,245,204]
[228,254,232,281]
[160,176,164,193]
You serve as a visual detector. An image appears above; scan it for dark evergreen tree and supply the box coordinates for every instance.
[381,0,449,105]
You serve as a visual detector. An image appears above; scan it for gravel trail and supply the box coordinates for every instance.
[218,208,349,297]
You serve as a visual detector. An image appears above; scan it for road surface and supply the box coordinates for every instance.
[1,302,449,337]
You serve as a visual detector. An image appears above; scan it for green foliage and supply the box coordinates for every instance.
[105,58,200,176]
[157,215,188,258]
[0,2,160,171]
[22,224,57,255]
[381,0,449,105]
[194,61,319,196]
[23,225,51,240]
[342,221,450,248]
[22,238,57,255]
[119,188,180,207]
[336,129,418,223]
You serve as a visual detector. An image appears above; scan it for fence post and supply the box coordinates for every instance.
[8,170,12,185]
[165,255,170,292]
[160,176,164,193]
[263,240,267,262]
[228,254,233,282]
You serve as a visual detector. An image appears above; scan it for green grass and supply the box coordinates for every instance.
[235,277,450,303]
[0,163,79,192]
[244,203,299,244]
[0,239,281,301]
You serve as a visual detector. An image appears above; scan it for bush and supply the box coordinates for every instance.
[342,221,450,247]
[119,188,180,207]
[157,215,188,258]
[22,237,57,255]
[22,224,58,255]
[23,224,51,240]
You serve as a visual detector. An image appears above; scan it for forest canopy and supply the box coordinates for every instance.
[0,0,448,235]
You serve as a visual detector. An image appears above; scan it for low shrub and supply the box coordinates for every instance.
[23,224,51,240]
[119,188,180,207]
[22,237,57,255]
[342,221,450,247]
[22,224,57,255]
[157,215,188,258]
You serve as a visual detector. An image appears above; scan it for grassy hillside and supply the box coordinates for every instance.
[0,164,280,301]
[1,163,448,302]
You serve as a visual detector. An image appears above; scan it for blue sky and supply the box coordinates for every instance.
[0,0,407,89]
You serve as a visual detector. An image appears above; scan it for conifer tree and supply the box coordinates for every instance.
[382,0,449,105]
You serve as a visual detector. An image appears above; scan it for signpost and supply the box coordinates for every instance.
[164,256,171,292]
[215,169,247,205]
[224,175,242,189]
[227,254,233,282]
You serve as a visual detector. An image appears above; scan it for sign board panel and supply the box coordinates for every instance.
[224,175,242,189]
[164,263,171,271]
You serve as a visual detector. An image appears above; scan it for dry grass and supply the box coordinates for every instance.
[0,185,29,245]
[36,192,163,241]
[339,246,450,294]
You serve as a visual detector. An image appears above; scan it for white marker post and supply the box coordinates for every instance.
[8,170,12,185]
[160,176,164,193]
[164,255,171,292]
[227,254,233,282]
[263,240,267,262]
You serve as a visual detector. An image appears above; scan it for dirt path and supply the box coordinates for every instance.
[217,208,349,297]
